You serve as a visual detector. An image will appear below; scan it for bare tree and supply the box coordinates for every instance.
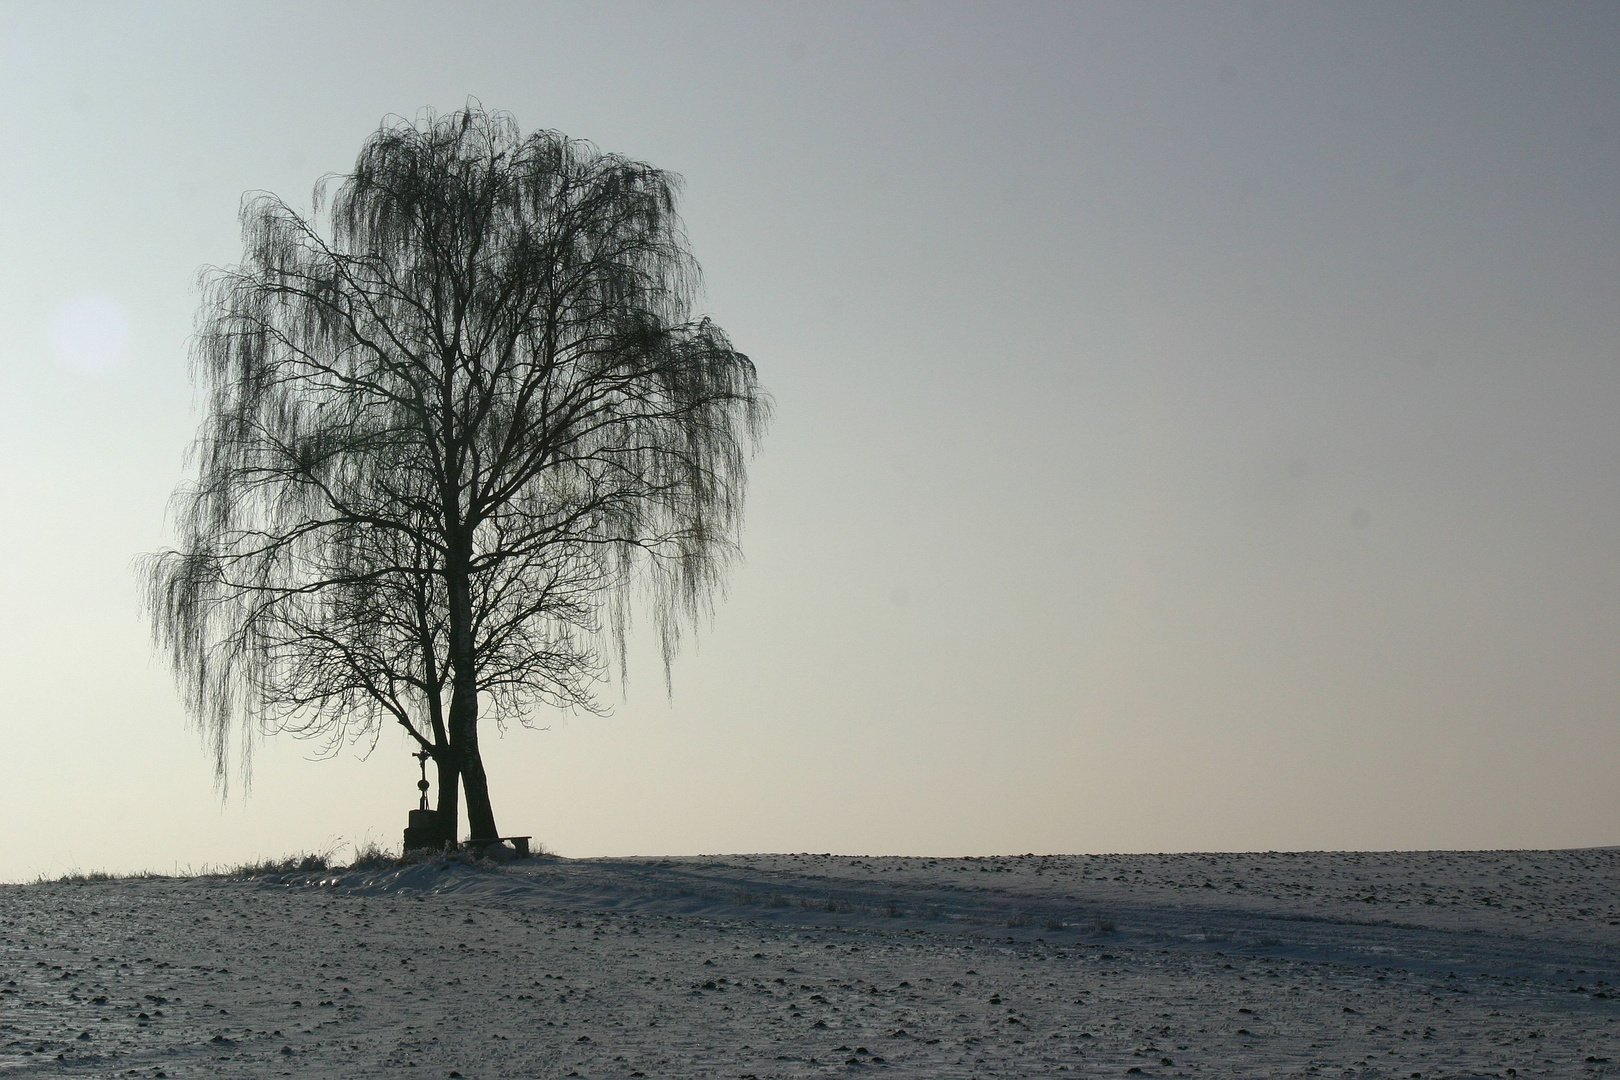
[144,105,769,842]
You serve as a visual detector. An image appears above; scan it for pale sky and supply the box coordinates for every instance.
[1,2,1617,881]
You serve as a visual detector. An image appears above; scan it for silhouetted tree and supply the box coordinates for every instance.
[145,105,768,842]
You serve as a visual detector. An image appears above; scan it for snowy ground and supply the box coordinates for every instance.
[2,849,1617,1078]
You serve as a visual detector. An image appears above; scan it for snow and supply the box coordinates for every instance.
[2,850,1617,1077]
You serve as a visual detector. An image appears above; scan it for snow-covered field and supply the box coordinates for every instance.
[3,849,1617,1077]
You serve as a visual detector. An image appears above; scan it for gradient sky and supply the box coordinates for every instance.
[1,2,1617,881]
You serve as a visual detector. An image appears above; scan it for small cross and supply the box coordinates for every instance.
[413,749,432,811]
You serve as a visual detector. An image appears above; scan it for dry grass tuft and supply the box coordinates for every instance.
[227,852,333,877]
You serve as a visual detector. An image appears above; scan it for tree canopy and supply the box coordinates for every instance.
[145,105,769,841]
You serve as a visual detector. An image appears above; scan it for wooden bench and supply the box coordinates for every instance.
[462,836,532,858]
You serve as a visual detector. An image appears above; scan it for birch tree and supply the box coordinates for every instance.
[145,105,768,842]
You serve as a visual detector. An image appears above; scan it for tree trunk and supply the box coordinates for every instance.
[452,697,498,841]
[419,580,458,846]
[433,750,460,847]
[445,529,499,842]
[426,687,458,845]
